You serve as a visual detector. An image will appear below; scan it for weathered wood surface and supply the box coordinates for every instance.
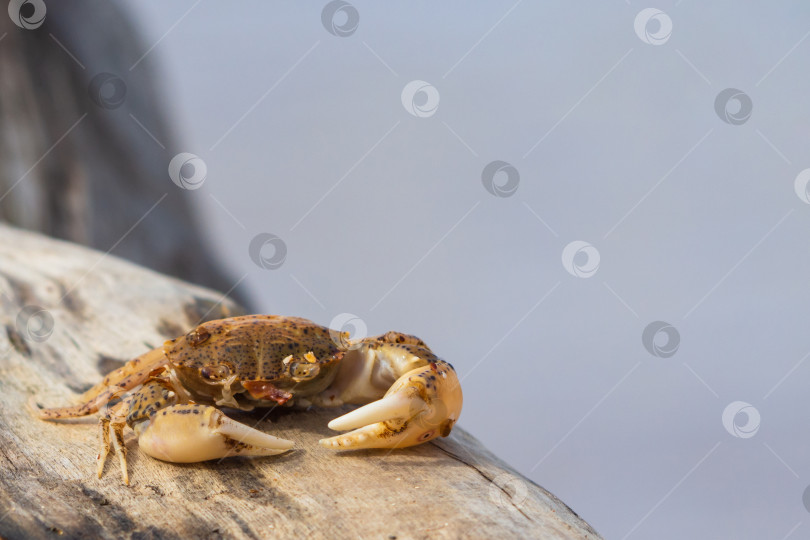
[0,225,601,540]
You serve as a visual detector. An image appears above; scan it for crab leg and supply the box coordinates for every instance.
[93,378,293,484]
[319,334,463,450]
[97,394,134,484]
[96,378,174,485]
[36,346,168,420]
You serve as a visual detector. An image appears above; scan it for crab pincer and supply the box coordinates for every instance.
[133,404,293,464]
[92,379,294,484]
[318,336,463,450]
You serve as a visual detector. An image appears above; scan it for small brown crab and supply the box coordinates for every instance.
[34,315,462,484]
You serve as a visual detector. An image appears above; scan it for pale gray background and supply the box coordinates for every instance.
[124,1,810,538]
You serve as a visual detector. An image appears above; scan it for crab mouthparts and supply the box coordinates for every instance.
[242,380,293,405]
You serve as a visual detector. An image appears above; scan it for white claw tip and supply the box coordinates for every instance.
[327,393,414,432]
[318,438,339,448]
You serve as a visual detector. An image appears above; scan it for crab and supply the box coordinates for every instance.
[34,315,462,485]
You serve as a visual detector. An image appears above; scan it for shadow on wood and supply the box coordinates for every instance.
[0,225,601,539]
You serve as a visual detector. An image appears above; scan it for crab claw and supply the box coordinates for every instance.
[320,361,462,450]
[134,404,294,463]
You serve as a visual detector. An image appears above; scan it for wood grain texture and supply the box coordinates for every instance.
[0,225,601,540]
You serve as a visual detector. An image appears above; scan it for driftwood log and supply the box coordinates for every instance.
[0,225,600,539]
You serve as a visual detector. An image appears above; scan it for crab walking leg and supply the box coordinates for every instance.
[134,404,294,464]
[96,378,176,484]
[36,346,169,420]
[319,336,463,450]
[97,394,134,484]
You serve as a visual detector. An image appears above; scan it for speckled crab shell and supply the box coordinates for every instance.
[164,315,345,408]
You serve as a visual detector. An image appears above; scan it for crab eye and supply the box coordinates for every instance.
[186,327,211,346]
[200,364,231,380]
[289,361,320,380]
